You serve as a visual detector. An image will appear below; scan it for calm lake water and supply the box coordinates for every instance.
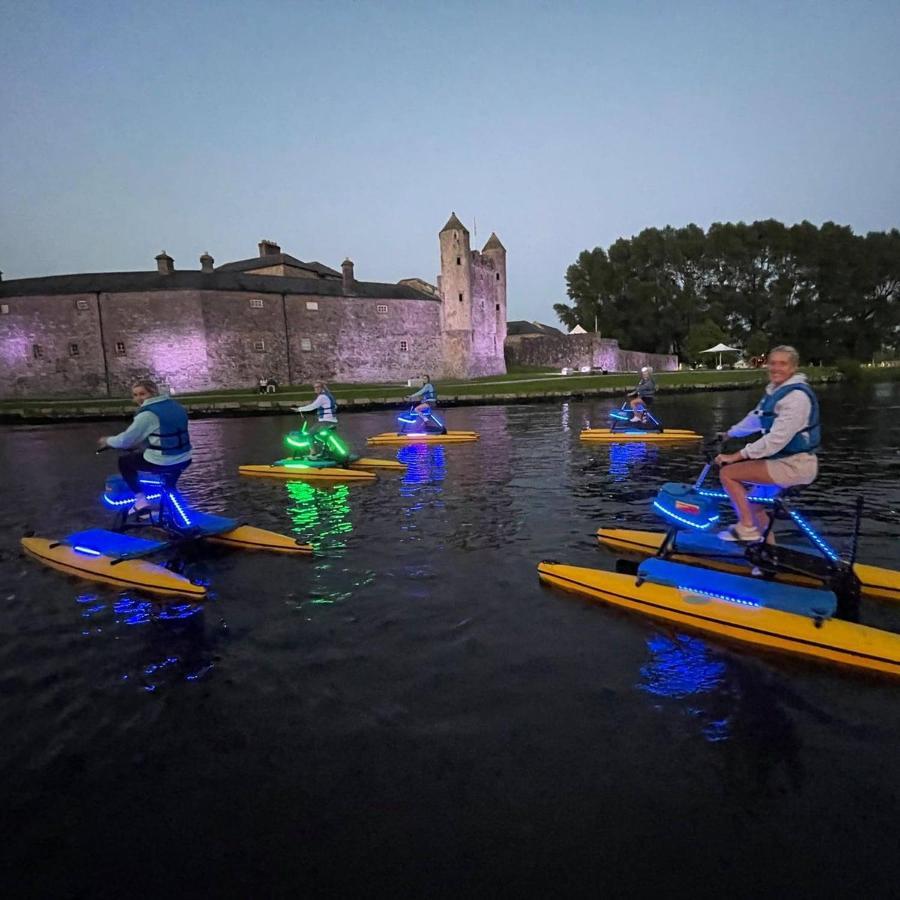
[2,383,900,897]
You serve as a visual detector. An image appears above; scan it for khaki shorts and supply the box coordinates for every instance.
[764,453,818,488]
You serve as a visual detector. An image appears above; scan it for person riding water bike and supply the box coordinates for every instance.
[97,379,192,513]
[293,381,340,459]
[627,366,657,422]
[715,345,820,542]
[408,375,439,429]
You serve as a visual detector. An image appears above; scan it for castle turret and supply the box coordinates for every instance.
[481,232,508,351]
[439,212,472,334]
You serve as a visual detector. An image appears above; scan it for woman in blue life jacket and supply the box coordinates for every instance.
[97,379,193,513]
[627,366,656,422]
[409,375,437,423]
[715,346,820,542]
[293,380,339,459]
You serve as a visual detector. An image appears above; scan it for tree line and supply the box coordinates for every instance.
[553,220,900,364]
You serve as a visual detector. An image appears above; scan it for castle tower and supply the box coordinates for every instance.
[481,232,508,362]
[437,212,508,378]
[438,212,472,335]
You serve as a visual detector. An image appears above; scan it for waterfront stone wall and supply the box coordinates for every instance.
[504,333,678,373]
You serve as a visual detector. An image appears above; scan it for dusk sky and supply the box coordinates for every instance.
[1,0,897,324]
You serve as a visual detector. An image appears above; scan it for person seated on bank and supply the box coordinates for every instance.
[293,380,338,458]
[257,376,268,394]
[715,345,820,542]
[97,379,193,513]
[627,366,657,422]
[408,374,437,423]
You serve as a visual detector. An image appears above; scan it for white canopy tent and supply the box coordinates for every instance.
[569,324,588,334]
[700,343,742,368]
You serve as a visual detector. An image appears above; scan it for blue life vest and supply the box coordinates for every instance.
[317,390,338,421]
[139,398,192,457]
[420,382,436,402]
[758,382,820,458]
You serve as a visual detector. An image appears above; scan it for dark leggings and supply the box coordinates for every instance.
[118,452,191,493]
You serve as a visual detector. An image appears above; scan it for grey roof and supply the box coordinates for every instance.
[482,232,505,252]
[440,212,469,234]
[214,253,341,278]
[507,320,565,337]
[0,270,439,302]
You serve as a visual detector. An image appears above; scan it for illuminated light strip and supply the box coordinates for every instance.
[789,510,839,562]
[73,545,103,557]
[696,489,776,505]
[168,491,193,527]
[102,492,163,508]
[652,500,720,531]
[676,584,763,608]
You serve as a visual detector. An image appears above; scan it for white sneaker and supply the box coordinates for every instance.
[718,524,763,542]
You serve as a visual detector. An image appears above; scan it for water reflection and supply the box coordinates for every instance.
[74,590,216,690]
[284,480,353,552]
[638,633,731,742]
[608,442,659,482]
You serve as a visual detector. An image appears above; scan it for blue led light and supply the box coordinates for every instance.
[102,491,162,508]
[695,489,776,505]
[789,510,839,561]
[677,584,762,608]
[168,491,193,527]
[652,500,720,531]
[73,545,103,557]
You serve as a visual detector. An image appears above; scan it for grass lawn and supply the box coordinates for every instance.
[0,367,845,414]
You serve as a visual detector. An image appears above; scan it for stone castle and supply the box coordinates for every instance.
[0,213,507,399]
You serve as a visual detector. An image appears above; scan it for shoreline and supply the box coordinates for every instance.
[0,372,843,425]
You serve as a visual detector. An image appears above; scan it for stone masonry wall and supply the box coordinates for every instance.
[200,290,289,389]
[505,334,678,373]
[0,293,107,398]
[99,291,212,395]
[284,294,442,383]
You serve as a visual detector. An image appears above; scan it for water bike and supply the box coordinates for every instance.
[22,458,311,599]
[580,401,701,443]
[367,405,479,445]
[539,439,900,677]
[239,418,405,482]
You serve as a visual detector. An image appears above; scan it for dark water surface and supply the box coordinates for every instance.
[2,383,900,897]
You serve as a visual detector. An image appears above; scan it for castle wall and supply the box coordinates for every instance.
[504,334,678,373]
[99,291,213,395]
[284,294,442,383]
[0,293,107,398]
[200,290,290,387]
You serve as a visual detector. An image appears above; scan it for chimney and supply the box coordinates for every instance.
[200,251,214,273]
[341,258,354,291]
[258,239,281,257]
[155,251,174,275]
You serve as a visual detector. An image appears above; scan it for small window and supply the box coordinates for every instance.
[496,273,500,281]
[300,338,312,351]
[399,340,408,352]
[32,344,43,359]
[249,298,264,309]
[115,341,126,356]
[69,343,80,357]
[253,339,266,352]
[456,257,461,265]
[76,299,90,310]
[458,292,463,303]
[495,303,500,311]
[306,301,319,311]
[0,304,9,315]
[376,304,388,313]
